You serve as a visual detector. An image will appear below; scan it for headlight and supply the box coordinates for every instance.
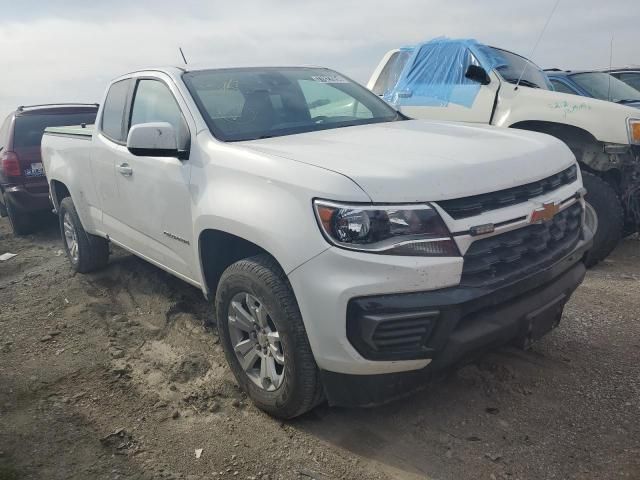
[628,118,640,145]
[313,200,459,256]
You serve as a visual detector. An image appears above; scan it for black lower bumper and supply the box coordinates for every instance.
[1,184,51,214]
[321,236,591,408]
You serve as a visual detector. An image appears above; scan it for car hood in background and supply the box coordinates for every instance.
[617,100,640,109]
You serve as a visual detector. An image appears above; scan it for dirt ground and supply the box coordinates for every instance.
[0,215,638,480]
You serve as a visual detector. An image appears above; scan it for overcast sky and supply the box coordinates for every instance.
[1,0,638,118]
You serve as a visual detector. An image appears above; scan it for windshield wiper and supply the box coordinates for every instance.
[241,115,404,141]
[503,77,540,89]
[616,99,640,104]
[394,110,410,121]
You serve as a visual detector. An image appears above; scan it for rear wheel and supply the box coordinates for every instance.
[582,172,624,267]
[215,254,323,419]
[5,196,35,236]
[0,190,7,217]
[58,197,109,273]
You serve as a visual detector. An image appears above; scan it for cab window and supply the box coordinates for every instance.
[129,79,190,150]
[0,117,10,151]
[371,50,411,96]
[100,79,131,143]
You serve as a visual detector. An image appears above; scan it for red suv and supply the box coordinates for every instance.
[0,104,98,235]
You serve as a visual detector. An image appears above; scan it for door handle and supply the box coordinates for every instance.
[116,163,133,176]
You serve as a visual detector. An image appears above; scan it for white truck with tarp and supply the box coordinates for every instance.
[369,38,640,266]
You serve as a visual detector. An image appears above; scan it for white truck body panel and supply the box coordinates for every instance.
[368,48,501,124]
[492,84,634,145]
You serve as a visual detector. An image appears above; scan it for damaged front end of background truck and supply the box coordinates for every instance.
[369,38,640,266]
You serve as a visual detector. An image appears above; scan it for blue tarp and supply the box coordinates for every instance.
[383,37,506,109]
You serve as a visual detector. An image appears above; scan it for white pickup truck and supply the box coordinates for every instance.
[42,65,592,418]
[369,38,640,266]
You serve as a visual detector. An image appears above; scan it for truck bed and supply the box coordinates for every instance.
[41,123,101,233]
[44,124,94,139]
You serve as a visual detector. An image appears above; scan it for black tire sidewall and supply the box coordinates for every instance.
[57,197,109,273]
[582,172,624,267]
[5,196,33,236]
[215,257,315,418]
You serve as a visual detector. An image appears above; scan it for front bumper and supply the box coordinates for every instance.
[289,224,592,407]
[322,256,586,407]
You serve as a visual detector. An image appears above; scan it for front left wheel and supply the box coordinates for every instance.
[58,196,110,273]
[215,254,323,419]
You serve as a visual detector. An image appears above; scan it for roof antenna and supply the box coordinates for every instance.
[179,47,188,65]
[515,0,561,90]
[607,35,614,101]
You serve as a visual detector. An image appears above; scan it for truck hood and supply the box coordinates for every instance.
[496,85,639,145]
[240,119,575,202]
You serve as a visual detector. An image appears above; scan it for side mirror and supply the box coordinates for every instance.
[127,122,179,158]
[465,65,491,85]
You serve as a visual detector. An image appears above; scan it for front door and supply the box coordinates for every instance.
[377,45,499,124]
[112,76,197,282]
[399,77,499,124]
[398,46,500,124]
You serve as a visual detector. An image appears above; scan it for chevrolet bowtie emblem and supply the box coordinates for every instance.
[530,201,560,224]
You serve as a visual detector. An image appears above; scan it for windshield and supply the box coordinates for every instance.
[487,47,551,90]
[614,71,640,91]
[183,67,402,142]
[570,72,640,103]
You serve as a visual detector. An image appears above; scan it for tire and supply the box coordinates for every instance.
[0,190,8,218]
[582,171,624,267]
[5,196,35,236]
[58,196,109,273]
[215,254,324,419]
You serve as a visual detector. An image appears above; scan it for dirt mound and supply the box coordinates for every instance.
[170,352,211,383]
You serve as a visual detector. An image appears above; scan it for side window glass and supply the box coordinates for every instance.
[550,79,577,95]
[130,79,189,149]
[0,117,9,150]
[101,80,130,142]
[372,51,411,95]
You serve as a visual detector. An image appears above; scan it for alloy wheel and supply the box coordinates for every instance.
[63,212,79,263]
[227,292,285,391]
